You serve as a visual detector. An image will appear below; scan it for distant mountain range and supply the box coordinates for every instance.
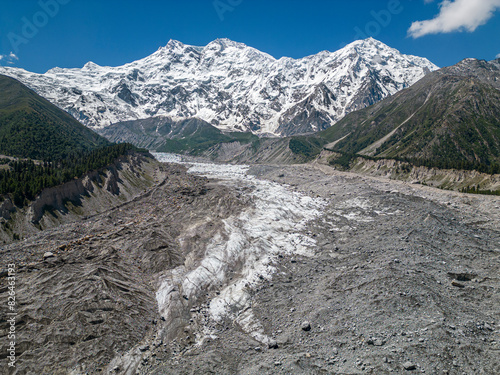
[99,116,258,154]
[2,38,497,177]
[0,38,437,136]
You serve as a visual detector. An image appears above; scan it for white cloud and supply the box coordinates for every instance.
[496,53,500,59]
[409,0,500,38]
[0,52,19,65]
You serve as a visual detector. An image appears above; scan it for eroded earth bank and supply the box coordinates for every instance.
[1,155,499,374]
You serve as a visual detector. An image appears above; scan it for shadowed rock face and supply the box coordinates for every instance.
[28,166,121,224]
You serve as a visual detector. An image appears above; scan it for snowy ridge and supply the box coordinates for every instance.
[0,38,438,136]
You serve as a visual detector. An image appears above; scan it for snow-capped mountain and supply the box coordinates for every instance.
[0,38,438,136]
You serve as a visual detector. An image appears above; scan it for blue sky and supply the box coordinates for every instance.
[1,0,499,73]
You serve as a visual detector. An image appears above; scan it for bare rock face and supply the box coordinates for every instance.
[301,321,312,331]
[29,159,126,223]
[28,171,99,224]
[0,153,157,244]
[346,156,500,193]
[0,198,14,220]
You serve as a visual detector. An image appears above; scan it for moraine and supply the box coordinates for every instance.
[153,153,326,345]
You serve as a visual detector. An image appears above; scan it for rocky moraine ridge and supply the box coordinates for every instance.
[1,155,498,374]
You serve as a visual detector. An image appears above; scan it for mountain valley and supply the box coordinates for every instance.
[0,35,499,375]
[1,155,499,374]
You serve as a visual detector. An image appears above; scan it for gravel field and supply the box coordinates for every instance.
[1,157,499,374]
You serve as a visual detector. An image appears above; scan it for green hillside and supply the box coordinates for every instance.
[0,143,139,206]
[0,74,110,161]
[99,116,259,155]
[0,75,147,207]
[289,59,500,174]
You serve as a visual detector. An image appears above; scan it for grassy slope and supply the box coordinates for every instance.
[332,76,500,167]
[157,127,259,155]
[103,116,260,155]
[288,70,500,173]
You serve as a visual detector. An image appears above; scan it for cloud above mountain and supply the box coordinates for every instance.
[409,0,500,38]
[0,52,18,65]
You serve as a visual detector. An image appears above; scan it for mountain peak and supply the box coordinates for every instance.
[82,61,101,70]
[347,37,389,49]
[205,38,249,51]
[157,38,253,56]
[361,37,384,45]
[452,57,499,70]
[165,39,185,49]
[0,38,438,135]
[338,38,397,60]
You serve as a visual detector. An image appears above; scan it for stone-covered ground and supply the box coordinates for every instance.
[1,161,499,375]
